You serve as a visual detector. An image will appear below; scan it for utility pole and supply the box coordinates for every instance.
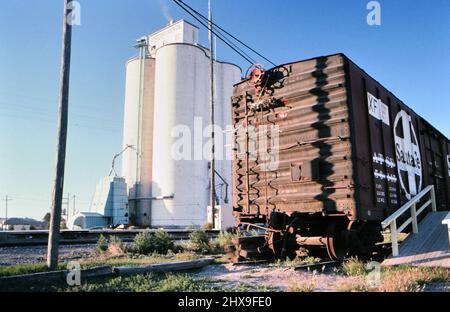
[2,196,11,231]
[67,193,70,218]
[72,195,76,216]
[47,0,73,270]
[208,0,216,229]
[62,193,70,219]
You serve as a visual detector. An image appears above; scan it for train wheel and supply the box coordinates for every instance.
[325,221,350,260]
[268,230,297,260]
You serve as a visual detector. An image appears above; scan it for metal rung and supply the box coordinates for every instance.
[417,199,432,215]
[397,217,412,233]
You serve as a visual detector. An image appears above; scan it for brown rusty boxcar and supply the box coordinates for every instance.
[231,53,450,260]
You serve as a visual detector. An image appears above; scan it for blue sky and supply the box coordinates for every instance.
[0,0,449,220]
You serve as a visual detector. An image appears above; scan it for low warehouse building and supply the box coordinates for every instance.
[68,212,109,230]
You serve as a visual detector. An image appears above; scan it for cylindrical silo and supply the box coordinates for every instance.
[151,43,208,227]
[214,62,242,228]
[151,42,241,227]
[122,56,155,227]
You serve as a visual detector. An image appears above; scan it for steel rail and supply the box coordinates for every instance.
[0,229,219,247]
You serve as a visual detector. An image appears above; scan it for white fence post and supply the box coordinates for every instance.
[430,186,437,212]
[411,202,418,234]
[390,221,399,257]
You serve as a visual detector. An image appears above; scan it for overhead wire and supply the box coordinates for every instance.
[0,100,122,133]
[176,0,277,67]
[172,0,257,65]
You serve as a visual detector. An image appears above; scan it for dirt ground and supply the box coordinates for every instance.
[1,245,449,292]
[0,246,362,291]
[192,262,362,292]
[193,263,450,292]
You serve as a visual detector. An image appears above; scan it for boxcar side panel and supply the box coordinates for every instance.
[231,53,449,225]
[445,140,450,207]
[347,58,450,221]
[232,54,356,220]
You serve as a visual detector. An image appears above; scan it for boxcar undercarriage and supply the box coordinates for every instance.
[235,212,383,261]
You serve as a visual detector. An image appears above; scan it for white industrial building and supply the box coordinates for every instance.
[121,20,241,228]
[67,212,109,230]
[89,176,129,225]
[68,176,129,230]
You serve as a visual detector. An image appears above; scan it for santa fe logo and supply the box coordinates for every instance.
[393,110,422,200]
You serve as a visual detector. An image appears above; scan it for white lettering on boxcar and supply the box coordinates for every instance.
[367,92,390,126]
[372,152,396,169]
[393,110,422,200]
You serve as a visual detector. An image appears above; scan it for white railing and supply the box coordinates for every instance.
[381,185,437,257]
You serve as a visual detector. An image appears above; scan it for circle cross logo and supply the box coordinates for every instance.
[393,110,422,200]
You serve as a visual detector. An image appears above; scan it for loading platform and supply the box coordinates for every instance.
[382,211,450,268]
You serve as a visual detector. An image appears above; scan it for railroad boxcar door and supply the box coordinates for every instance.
[422,129,448,210]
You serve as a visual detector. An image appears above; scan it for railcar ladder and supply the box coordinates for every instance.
[381,185,437,257]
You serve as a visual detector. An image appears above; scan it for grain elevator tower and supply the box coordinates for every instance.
[122,20,241,228]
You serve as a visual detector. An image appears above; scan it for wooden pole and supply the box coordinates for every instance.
[5,195,9,227]
[72,195,76,216]
[2,196,11,231]
[47,0,73,269]
[208,0,216,229]
[66,192,70,219]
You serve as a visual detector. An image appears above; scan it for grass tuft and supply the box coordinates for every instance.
[341,258,368,277]
[286,280,315,292]
[188,229,210,252]
[336,281,372,292]
[131,230,174,255]
[66,273,215,292]
[0,263,65,277]
[378,266,450,292]
[95,234,109,254]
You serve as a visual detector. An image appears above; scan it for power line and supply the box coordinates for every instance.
[176,0,277,67]
[174,0,256,64]
[172,0,257,65]
[0,100,121,125]
[0,111,121,133]
[175,0,257,64]
[0,91,122,116]
[9,195,91,205]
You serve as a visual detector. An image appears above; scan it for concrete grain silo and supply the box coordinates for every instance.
[121,20,241,228]
[122,55,155,226]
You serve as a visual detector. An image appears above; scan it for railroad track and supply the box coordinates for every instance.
[293,243,393,270]
[0,229,219,247]
[231,236,393,264]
